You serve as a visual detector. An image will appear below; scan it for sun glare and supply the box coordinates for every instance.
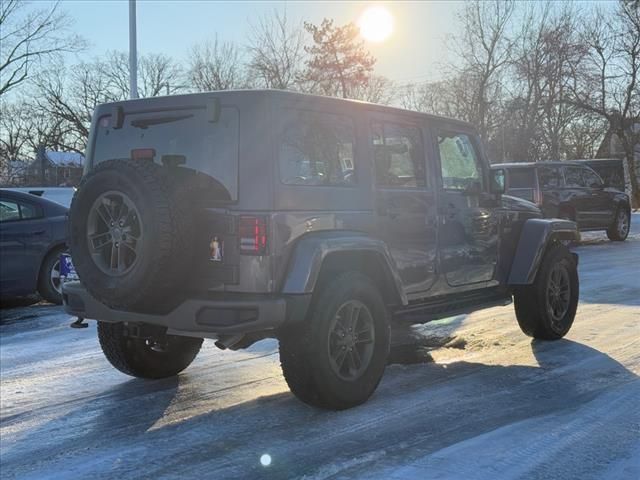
[358,6,393,43]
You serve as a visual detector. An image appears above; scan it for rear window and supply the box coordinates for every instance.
[93,105,240,200]
[507,168,535,188]
[279,111,355,186]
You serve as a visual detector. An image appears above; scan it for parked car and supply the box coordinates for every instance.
[493,161,631,241]
[64,90,580,410]
[4,187,76,208]
[0,189,68,304]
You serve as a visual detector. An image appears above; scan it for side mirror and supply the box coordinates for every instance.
[490,168,506,194]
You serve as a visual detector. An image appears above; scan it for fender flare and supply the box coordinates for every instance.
[508,218,579,285]
[280,231,407,306]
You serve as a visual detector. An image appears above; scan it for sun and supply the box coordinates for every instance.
[358,6,394,43]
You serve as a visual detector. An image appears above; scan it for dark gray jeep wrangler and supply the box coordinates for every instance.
[64,90,580,410]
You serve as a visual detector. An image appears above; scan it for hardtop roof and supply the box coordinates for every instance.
[99,89,475,131]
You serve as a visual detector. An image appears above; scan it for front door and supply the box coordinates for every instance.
[434,129,499,287]
[580,166,614,228]
[371,118,438,295]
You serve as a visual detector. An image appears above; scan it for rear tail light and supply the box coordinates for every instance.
[238,216,267,255]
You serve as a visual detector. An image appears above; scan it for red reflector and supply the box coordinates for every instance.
[131,148,156,160]
[238,216,267,255]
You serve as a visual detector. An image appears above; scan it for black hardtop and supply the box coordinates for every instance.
[95,89,474,130]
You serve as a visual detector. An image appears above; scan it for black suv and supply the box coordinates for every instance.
[494,161,631,241]
[64,91,580,410]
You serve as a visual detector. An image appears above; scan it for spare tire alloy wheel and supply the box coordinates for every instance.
[87,191,143,275]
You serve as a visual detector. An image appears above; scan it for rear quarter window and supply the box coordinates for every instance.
[507,169,535,188]
[279,111,356,186]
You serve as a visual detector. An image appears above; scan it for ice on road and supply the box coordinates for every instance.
[1,216,639,479]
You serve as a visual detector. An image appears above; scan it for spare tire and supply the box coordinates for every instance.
[69,159,195,312]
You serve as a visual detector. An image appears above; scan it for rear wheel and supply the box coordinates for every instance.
[38,248,64,304]
[514,243,579,340]
[97,322,203,379]
[607,207,630,241]
[279,272,390,410]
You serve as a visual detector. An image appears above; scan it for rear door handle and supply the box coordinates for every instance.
[30,230,46,236]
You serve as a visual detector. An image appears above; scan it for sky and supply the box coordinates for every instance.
[51,0,464,84]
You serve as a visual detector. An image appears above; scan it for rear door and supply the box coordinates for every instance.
[0,196,50,295]
[370,116,438,295]
[537,165,564,217]
[563,166,600,227]
[505,167,537,203]
[434,129,499,287]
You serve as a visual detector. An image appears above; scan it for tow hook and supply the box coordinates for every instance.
[70,317,88,329]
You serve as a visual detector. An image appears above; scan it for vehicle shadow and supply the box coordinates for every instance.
[2,338,636,479]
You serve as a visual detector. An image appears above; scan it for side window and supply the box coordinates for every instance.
[564,167,585,188]
[0,200,20,222]
[538,166,562,189]
[0,200,41,222]
[581,167,603,188]
[279,111,355,186]
[20,202,42,220]
[372,122,425,188]
[437,132,482,190]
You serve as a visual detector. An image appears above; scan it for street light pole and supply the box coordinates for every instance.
[129,0,139,99]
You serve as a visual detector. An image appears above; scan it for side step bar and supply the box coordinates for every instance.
[394,291,512,325]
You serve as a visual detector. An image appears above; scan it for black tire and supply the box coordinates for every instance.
[97,321,203,379]
[279,272,390,410]
[606,206,630,241]
[513,243,579,340]
[37,248,64,304]
[69,159,195,312]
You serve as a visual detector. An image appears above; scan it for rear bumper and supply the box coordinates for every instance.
[62,282,309,338]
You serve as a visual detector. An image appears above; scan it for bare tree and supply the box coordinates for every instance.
[99,51,184,98]
[569,2,640,206]
[0,0,84,96]
[302,19,376,99]
[350,75,395,104]
[188,37,246,91]
[247,10,306,90]
[450,0,515,141]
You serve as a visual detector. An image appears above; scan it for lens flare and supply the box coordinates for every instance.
[358,6,394,43]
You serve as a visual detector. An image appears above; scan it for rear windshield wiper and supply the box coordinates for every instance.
[131,114,193,129]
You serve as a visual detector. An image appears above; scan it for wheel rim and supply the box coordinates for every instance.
[50,259,62,294]
[618,210,629,237]
[546,263,571,329]
[327,300,375,381]
[87,191,143,276]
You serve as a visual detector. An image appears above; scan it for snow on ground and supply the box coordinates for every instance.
[1,215,639,479]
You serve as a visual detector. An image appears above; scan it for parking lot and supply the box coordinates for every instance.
[1,215,639,480]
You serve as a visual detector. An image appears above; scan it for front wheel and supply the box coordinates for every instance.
[607,207,630,241]
[514,243,579,340]
[279,272,390,410]
[97,322,203,379]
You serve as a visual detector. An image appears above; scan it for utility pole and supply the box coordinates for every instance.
[129,0,139,99]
